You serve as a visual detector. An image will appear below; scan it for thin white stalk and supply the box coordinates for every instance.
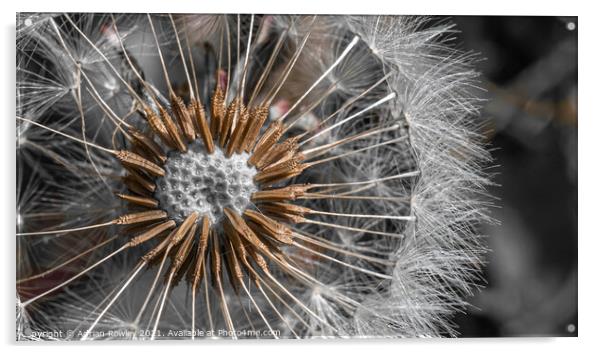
[81,262,146,341]
[23,243,129,306]
[300,92,396,146]
[278,36,360,123]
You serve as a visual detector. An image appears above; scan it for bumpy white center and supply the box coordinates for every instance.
[154,141,257,224]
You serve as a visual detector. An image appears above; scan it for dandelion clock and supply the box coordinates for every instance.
[16,13,491,340]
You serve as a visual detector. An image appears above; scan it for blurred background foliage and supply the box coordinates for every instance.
[451,16,577,337]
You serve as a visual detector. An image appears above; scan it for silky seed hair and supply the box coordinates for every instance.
[16,13,492,340]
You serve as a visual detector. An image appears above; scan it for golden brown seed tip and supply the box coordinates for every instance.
[170,93,196,142]
[219,97,241,148]
[128,128,167,164]
[226,104,249,156]
[142,106,173,147]
[170,212,199,246]
[172,223,197,273]
[249,121,283,165]
[242,105,269,153]
[116,210,167,225]
[210,87,225,136]
[210,231,223,286]
[159,106,187,152]
[116,193,159,208]
[189,99,215,153]
[251,184,310,202]
[142,235,172,262]
[129,220,176,247]
[224,208,272,257]
[244,209,294,244]
[191,215,212,288]
[115,150,166,177]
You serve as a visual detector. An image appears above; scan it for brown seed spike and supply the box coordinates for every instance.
[242,105,269,153]
[115,210,167,225]
[223,230,244,292]
[141,235,173,262]
[219,97,241,148]
[170,93,196,142]
[170,212,199,246]
[123,166,156,192]
[251,184,310,202]
[256,136,300,170]
[142,106,174,147]
[226,104,249,156]
[115,150,165,177]
[210,87,225,137]
[210,231,223,288]
[249,121,284,166]
[172,223,197,273]
[159,106,187,152]
[258,203,307,224]
[191,215,211,288]
[248,248,272,277]
[116,193,159,208]
[244,210,294,244]
[267,152,304,173]
[229,226,251,268]
[269,202,311,216]
[227,104,248,149]
[189,99,214,154]
[223,208,272,257]
[254,154,307,185]
[128,128,167,164]
[129,220,176,247]
[123,176,152,197]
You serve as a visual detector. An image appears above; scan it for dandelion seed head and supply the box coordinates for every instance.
[17,13,492,340]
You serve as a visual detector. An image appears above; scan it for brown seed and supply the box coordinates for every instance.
[170,93,196,142]
[115,210,168,225]
[251,184,310,202]
[254,153,307,185]
[258,202,307,223]
[256,136,299,170]
[249,121,284,166]
[159,106,187,152]
[226,104,249,156]
[129,220,176,247]
[223,227,244,292]
[141,234,173,262]
[224,208,272,257]
[128,128,167,164]
[123,165,156,192]
[142,106,174,147]
[219,97,241,147]
[116,193,159,208]
[229,225,251,267]
[242,105,269,153]
[210,87,225,137]
[248,247,271,276]
[115,150,165,177]
[244,209,294,244]
[191,215,211,288]
[189,99,215,153]
[210,231,223,287]
[123,176,152,196]
[172,223,197,273]
[170,212,199,246]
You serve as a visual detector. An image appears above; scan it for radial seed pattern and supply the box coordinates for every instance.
[16,13,491,340]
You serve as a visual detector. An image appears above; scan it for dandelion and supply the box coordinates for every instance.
[16,13,491,340]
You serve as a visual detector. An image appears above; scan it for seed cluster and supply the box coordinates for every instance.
[17,14,422,340]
